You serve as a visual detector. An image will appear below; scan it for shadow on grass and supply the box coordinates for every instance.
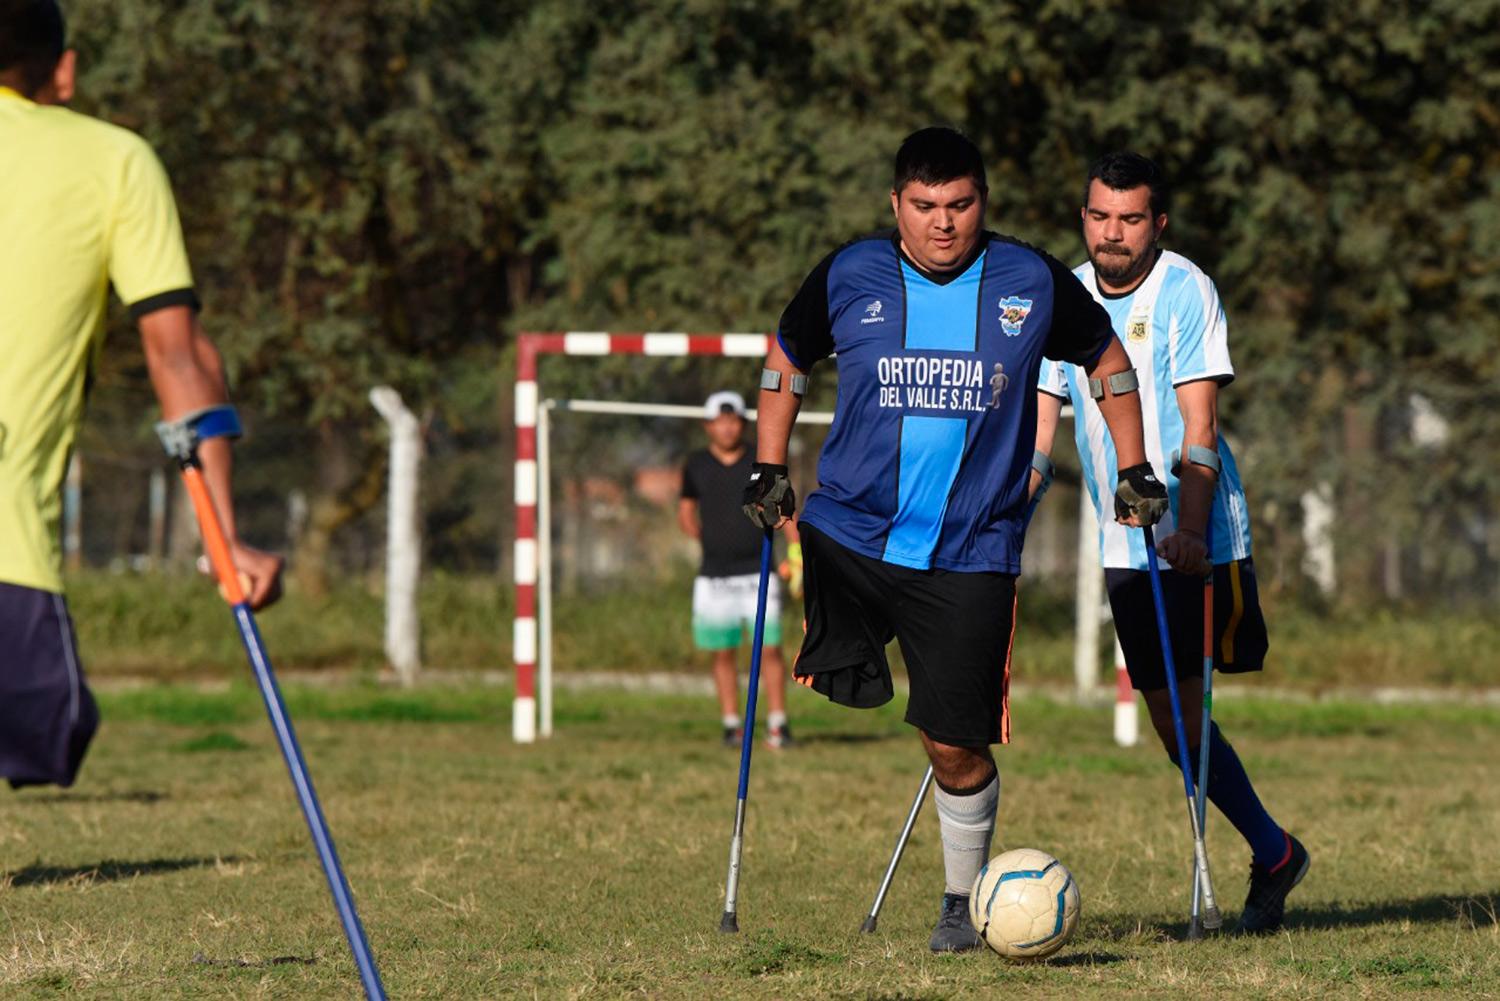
[14,789,168,805]
[1286,892,1500,932]
[1044,950,1128,967]
[5,856,231,887]
[193,952,316,968]
[1148,892,1500,940]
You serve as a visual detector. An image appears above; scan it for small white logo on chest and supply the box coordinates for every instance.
[998,296,1033,336]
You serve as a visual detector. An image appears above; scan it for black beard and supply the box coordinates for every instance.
[1092,244,1148,284]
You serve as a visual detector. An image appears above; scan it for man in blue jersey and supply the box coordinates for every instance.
[745,128,1168,952]
[1033,152,1308,934]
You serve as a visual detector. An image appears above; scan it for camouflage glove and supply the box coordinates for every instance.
[1114,463,1168,526]
[743,463,795,529]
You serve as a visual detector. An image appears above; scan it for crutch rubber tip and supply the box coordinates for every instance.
[1203,910,1224,931]
[718,912,739,934]
[1185,922,1204,941]
[859,916,878,934]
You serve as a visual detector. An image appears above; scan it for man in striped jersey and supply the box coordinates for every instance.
[1033,152,1307,934]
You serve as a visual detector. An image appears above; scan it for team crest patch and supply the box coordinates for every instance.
[1127,316,1150,342]
[998,296,1033,336]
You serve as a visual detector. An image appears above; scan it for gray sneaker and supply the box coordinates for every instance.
[929,892,983,953]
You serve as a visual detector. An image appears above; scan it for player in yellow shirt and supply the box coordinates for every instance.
[0,0,283,786]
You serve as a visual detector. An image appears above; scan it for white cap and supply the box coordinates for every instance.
[703,390,746,420]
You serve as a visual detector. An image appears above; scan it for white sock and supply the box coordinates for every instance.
[934,773,1000,897]
[722,714,741,729]
[768,711,787,731]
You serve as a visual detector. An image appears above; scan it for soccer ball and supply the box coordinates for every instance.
[969,848,1081,960]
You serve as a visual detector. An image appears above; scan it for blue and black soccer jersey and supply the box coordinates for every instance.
[780,230,1117,574]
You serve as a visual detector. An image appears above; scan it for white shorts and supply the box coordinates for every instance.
[692,574,782,650]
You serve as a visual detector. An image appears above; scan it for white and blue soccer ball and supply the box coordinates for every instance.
[969,848,1081,960]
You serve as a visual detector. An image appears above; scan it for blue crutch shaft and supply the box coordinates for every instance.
[737,530,775,799]
[720,529,775,932]
[231,603,387,998]
[167,415,386,999]
[1143,526,1197,803]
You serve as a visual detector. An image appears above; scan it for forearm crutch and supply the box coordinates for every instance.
[1143,524,1222,938]
[718,528,775,933]
[1188,520,1222,935]
[860,765,935,933]
[157,406,386,1000]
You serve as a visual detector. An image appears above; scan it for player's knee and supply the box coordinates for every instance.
[923,738,994,791]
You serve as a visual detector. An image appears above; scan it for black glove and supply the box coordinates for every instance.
[742,463,795,529]
[1114,462,1168,526]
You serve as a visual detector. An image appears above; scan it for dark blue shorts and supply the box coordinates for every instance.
[0,581,99,788]
[1106,559,1268,693]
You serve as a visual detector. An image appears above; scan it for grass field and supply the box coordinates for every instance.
[2,681,1497,998]
[64,568,1500,690]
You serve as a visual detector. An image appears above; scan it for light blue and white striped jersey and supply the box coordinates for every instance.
[1037,250,1253,569]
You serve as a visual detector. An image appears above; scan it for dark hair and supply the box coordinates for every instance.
[0,1,66,96]
[893,127,988,196]
[1085,151,1170,217]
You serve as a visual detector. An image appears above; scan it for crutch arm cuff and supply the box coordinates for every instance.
[1031,449,1055,482]
[1088,368,1140,401]
[155,405,243,462]
[1169,445,1222,477]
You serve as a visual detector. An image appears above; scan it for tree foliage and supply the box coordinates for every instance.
[68,0,1500,601]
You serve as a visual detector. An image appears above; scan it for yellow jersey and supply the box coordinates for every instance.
[0,85,195,593]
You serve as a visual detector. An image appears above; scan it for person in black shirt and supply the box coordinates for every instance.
[679,391,801,748]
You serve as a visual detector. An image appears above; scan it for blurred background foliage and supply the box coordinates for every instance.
[60,0,1500,610]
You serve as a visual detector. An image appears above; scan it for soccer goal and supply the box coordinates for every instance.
[510,332,1130,745]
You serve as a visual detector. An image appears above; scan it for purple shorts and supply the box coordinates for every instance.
[0,581,99,787]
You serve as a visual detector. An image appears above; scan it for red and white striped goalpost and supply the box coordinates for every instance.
[512,332,773,743]
[510,331,1129,745]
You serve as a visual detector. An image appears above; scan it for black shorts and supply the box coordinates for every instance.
[793,522,1016,746]
[1106,558,1268,693]
[0,582,99,788]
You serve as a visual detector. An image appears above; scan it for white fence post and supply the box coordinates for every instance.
[370,386,423,685]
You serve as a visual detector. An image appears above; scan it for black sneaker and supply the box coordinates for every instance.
[765,722,794,749]
[1237,833,1309,934]
[929,892,983,953]
[722,725,743,749]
